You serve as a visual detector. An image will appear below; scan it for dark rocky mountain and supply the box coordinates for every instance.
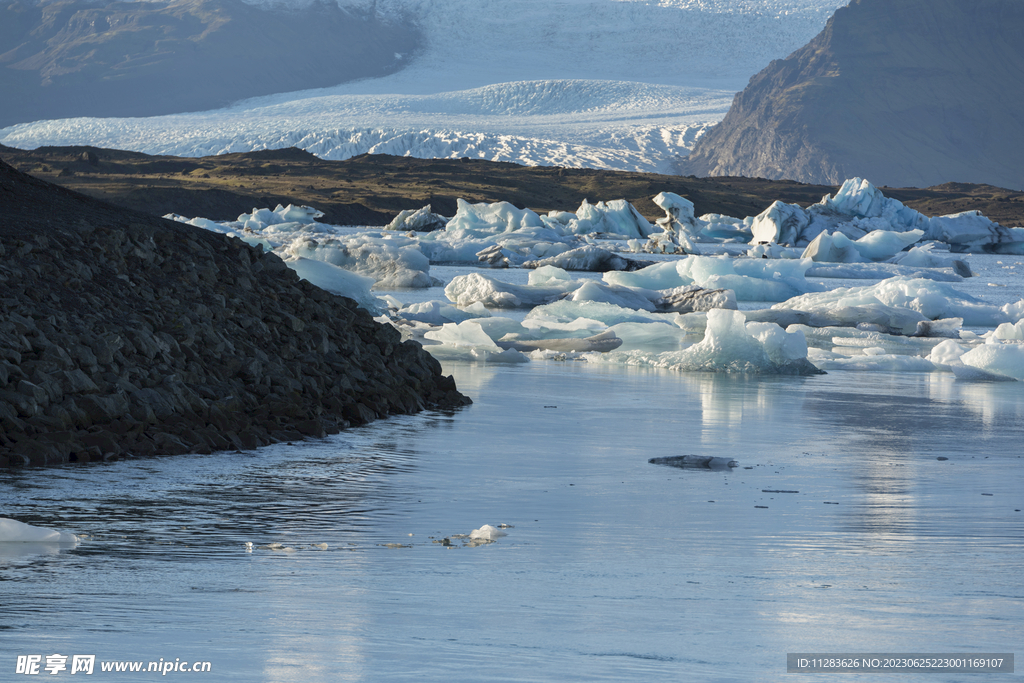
[0,157,469,467]
[0,0,419,128]
[680,0,1024,191]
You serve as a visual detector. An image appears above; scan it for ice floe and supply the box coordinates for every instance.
[0,518,78,544]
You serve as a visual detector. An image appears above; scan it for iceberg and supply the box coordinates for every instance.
[650,191,701,253]
[588,309,822,375]
[748,177,1024,253]
[444,272,577,308]
[523,245,652,272]
[386,205,448,232]
[444,199,545,235]
[283,234,438,289]
[0,518,78,544]
[959,340,1024,381]
[284,257,385,314]
[605,255,819,302]
[560,198,658,239]
[772,277,1024,328]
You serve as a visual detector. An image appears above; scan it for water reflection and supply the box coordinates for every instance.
[0,362,1021,682]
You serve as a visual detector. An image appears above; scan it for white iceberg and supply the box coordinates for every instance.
[283,234,438,289]
[772,277,1024,328]
[749,177,1024,253]
[588,309,821,375]
[284,257,385,313]
[469,525,507,541]
[0,518,78,544]
[386,205,448,232]
[444,199,545,235]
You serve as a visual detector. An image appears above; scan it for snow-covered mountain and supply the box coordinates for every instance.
[0,0,846,172]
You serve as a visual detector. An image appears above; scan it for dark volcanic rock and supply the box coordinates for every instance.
[680,0,1024,191]
[0,0,419,128]
[0,159,470,467]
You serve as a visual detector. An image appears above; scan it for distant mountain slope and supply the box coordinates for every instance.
[0,0,418,127]
[680,0,1024,191]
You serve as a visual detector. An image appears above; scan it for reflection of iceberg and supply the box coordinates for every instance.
[0,518,79,544]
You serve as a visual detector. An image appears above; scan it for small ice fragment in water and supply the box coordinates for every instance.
[245,541,253,552]
[469,525,507,541]
[311,543,329,550]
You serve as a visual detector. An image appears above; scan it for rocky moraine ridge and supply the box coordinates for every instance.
[0,159,470,467]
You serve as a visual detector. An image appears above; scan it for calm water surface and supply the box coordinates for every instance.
[2,362,1022,681]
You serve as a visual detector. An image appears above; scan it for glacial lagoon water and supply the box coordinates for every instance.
[2,358,1022,681]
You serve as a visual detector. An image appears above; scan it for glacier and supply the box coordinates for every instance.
[0,0,846,172]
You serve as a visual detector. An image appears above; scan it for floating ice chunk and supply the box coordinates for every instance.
[497,329,623,353]
[421,321,529,363]
[524,245,649,272]
[283,257,384,313]
[650,191,701,254]
[397,300,492,326]
[606,322,690,352]
[746,179,1006,251]
[469,525,507,541]
[950,363,1019,382]
[960,340,1024,381]
[748,243,803,259]
[238,204,323,229]
[773,277,1022,328]
[528,265,575,286]
[994,320,1024,340]
[572,198,656,239]
[930,211,1024,254]
[445,272,576,308]
[444,198,544,235]
[591,309,821,375]
[801,231,867,263]
[853,229,924,260]
[745,321,809,365]
[528,300,667,326]
[806,350,939,374]
[386,205,448,232]
[283,234,437,289]
[890,243,973,276]
[927,339,968,367]
[787,324,948,352]
[805,261,965,282]
[750,201,811,246]
[604,255,817,302]
[603,260,688,290]
[653,286,737,313]
[424,320,501,348]
[700,213,752,241]
[568,280,656,311]
[0,518,78,544]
